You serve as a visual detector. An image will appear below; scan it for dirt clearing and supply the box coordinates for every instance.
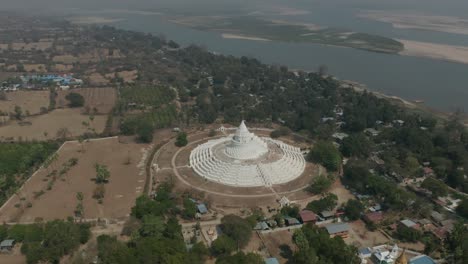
[0,137,151,222]
[56,87,117,114]
[0,90,50,115]
[0,108,107,141]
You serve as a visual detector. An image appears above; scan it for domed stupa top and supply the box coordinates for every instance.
[224,121,268,160]
[395,249,408,264]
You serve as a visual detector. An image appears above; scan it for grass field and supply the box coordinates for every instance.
[0,108,107,141]
[0,137,150,223]
[0,90,50,116]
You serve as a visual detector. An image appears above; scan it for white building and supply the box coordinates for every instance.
[189,121,306,187]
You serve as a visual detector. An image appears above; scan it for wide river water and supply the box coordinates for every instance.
[99,11,468,112]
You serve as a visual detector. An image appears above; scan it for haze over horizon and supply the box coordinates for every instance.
[2,0,468,18]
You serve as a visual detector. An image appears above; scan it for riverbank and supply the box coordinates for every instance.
[359,10,468,36]
[399,39,468,65]
[340,80,468,125]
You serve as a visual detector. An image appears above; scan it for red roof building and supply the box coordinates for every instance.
[364,212,384,224]
[299,210,317,223]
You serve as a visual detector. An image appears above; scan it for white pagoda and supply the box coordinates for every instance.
[189,121,305,187]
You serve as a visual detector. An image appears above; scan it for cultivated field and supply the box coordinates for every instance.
[0,137,151,223]
[0,90,50,115]
[56,87,117,114]
[0,108,107,141]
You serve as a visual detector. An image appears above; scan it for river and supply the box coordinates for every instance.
[105,12,468,112]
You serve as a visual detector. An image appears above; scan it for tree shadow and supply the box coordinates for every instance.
[279,244,293,260]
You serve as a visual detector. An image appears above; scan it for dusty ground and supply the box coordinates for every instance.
[0,245,26,264]
[88,73,110,86]
[56,87,117,114]
[105,70,138,83]
[0,108,107,141]
[52,64,73,72]
[0,90,50,115]
[11,41,53,51]
[23,64,46,72]
[345,220,389,248]
[399,39,468,65]
[261,230,296,264]
[52,55,78,64]
[0,137,150,223]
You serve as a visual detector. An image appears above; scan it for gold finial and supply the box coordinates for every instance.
[395,248,408,264]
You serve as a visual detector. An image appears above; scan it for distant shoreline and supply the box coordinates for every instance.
[398,39,468,65]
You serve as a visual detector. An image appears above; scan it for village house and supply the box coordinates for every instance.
[0,239,15,252]
[324,222,349,238]
[299,210,317,224]
[364,211,384,225]
[399,219,419,230]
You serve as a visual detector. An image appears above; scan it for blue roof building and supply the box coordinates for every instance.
[197,203,208,214]
[265,257,280,264]
[409,255,436,264]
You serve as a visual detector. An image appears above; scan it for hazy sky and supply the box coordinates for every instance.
[2,0,468,17]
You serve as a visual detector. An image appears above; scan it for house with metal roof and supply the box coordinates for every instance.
[400,219,418,229]
[409,255,436,264]
[0,239,15,252]
[196,203,208,214]
[284,217,301,226]
[299,210,317,223]
[254,222,270,231]
[325,222,349,238]
[265,257,280,264]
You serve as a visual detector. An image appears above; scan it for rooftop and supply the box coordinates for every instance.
[400,219,417,228]
[0,239,15,247]
[325,222,349,235]
[265,258,280,264]
[409,255,436,264]
[299,210,317,222]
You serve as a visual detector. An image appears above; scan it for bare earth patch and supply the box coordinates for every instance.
[56,87,117,114]
[0,137,150,222]
[0,108,107,141]
[0,90,50,115]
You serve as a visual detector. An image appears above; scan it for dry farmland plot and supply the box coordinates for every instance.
[56,87,117,114]
[0,90,50,115]
[0,108,106,141]
[0,137,150,223]
[261,230,296,263]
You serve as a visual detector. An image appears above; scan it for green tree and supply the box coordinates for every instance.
[95,164,110,184]
[140,215,165,238]
[456,199,468,218]
[344,199,364,220]
[306,193,338,213]
[182,197,197,220]
[97,235,136,264]
[216,252,264,264]
[175,132,188,147]
[308,174,333,194]
[211,234,236,256]
[65,92,85,107]
[14,105,23,120]
[136,123,154,143]
[220,214,252,249]
[421,177,448,198]
[340,133,371,158]
[307,141,341,171]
